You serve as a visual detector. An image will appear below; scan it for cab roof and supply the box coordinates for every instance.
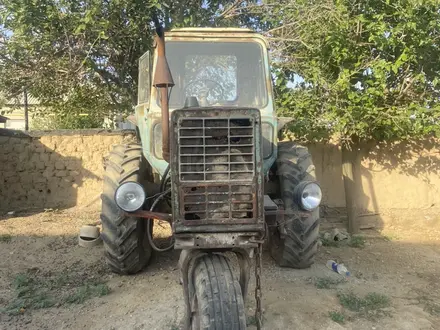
[169,27,254,33]
[165,27,268,48]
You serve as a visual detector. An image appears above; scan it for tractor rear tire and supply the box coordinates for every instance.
[270,141,320,269]
[190,254,246,330]
[100,143,152,274]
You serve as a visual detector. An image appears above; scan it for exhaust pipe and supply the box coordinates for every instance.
[152,27,174,163]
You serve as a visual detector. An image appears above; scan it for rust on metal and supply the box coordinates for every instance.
[152,32,174,88]
[159,88,170,162]
[128,210,172,221]
[169,107,265,239]
[152,29,174,163]
[174,224,264,234]
[174,233,259,250]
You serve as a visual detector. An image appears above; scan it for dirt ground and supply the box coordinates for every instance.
[0,208,439,330]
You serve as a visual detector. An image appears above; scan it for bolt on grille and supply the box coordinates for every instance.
[176,115,258,223]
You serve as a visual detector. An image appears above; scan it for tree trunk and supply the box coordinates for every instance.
[24,89,29,131]
[342,144,360,234]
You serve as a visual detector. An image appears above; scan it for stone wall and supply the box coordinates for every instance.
[308,140,440,211]
[0,129,135,211]
[308,140,440,229]
[1,129,439,229]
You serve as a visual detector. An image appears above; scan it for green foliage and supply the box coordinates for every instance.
[383,233,400,241]
[65,283,110,304]
[348,235,366,248]
[2,272,110,315]
[338,291,390,313]
[320,235,341,247]
[257,0,440,145]
[3,0,438,140]
[315,277,345,289]
[0,234,12,242]
[329,311,345,324]
[246,315,258,326]
[3,273,55,315]
[320,233,365,248]
[31,112,103,129]
[0,0,242,127]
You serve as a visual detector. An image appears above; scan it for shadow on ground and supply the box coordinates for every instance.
[0,209,439,330]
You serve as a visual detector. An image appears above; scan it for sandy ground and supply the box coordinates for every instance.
[0,209,439,330]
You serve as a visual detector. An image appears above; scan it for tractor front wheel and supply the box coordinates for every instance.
[100,143,152,274]
[190,254,246,330]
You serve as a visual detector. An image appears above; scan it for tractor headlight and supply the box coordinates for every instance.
[114,182,146,212]
[294,181,322,211]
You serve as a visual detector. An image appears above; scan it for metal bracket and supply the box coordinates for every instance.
[272,198,286,236]
[126,210,172,221]
[175,233,259,250]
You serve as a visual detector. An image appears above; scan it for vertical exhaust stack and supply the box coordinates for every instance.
[152,26,174,163]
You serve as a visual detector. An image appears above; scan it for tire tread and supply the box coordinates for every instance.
[192,255,246,330]
[272,141,320,269]
[100,143,152,274]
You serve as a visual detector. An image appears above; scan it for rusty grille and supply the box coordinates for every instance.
[174,112,259,224]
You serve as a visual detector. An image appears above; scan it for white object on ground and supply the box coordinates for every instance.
[78,225,102,248]
[326,260,350,277]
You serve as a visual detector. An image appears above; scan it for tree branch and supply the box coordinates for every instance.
[217,0,246,19]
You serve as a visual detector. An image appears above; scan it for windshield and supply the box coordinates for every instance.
[164,41,268,108]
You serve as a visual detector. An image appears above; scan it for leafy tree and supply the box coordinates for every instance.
[0,0,243,128]
[242,0,440,231]
[256,0,440,144]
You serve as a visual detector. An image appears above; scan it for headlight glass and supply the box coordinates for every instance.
[297,182,322,211]
[114,182,146,212]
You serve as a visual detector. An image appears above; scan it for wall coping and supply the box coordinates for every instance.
[0,128,136,138]
[0,128,32,138]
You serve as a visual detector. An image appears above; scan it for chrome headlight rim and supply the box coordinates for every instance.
[114,181,146,213]
[293,181,322,211]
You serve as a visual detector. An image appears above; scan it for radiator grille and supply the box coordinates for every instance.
[177,116,257,222]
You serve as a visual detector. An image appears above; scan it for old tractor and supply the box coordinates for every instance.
[101,26,322,329]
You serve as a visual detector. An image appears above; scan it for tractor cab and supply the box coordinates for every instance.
[154,28,271,110]
[135,28,278,177]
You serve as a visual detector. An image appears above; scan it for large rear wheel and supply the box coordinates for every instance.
[270,141,320,269]
[100,143,153,274]
[190,254,246,330]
